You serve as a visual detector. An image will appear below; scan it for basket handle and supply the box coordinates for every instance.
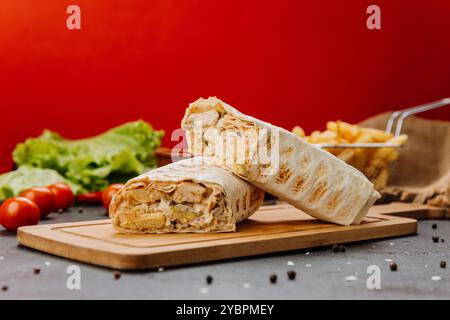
[385,98,450,136]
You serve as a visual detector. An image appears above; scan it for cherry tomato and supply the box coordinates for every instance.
[102,184,124,209]
[0,197,40,231]
[76,191,103,205]
[20,187,56,218]
[48,183,74,210]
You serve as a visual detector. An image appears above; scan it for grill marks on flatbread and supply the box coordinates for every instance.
[182,97,380,225]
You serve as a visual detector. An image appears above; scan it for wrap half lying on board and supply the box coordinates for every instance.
[181,97,381,226]
[109,157,265,233]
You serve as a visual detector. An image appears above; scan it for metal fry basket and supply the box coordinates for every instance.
[316,98,450,149]
[314,98,450,190]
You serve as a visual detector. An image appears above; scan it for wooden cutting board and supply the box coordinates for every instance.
[17,203,425,270]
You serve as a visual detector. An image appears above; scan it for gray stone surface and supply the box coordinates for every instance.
[0,206,448,300]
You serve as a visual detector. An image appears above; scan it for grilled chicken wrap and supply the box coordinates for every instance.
[109,157,265,233]
[181,97,380,226]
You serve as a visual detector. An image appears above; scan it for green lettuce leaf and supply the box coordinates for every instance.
[0,166,83,201]
[12,120,164,192]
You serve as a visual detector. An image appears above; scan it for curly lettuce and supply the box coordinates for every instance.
[0,166,83,201]
[12,120,164,192]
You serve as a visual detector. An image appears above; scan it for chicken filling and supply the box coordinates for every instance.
[186,108,259,177]
[115,181,232,231]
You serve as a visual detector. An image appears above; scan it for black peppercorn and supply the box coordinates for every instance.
[432,236,439,243]
[33,267,40,274]
[113,271,121,280]
[206,275,213,285]
[332,244,339,252]
[338,245,346,252]
[78,207,83,214]
[440,261,447,269]
[287,270,296,280]
[1,285,8,292]
[432,223,437,229]
[389,262,398,271]
[269,274,277,284]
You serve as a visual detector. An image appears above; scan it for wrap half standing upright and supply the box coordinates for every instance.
[182,97,380,226]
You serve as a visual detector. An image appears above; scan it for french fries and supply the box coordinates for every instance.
[292,121,408,190]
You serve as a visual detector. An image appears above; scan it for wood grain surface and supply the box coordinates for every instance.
[15,203,427,270]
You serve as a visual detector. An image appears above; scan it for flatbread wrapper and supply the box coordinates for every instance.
[109,157,265,233]
[181,97,380,225]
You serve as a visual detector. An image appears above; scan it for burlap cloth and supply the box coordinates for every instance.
[360,113,450,208]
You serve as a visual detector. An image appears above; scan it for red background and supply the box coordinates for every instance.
[1,0,449,173]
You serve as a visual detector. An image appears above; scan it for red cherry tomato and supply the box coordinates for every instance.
[76,191,103,205]
[102,184,124,209]
[20,187,56,218]
[48,183,74,210]
[0,197,40,231]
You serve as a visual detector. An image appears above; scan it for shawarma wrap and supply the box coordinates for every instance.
[109,157,265,233]
[181,97,381,226]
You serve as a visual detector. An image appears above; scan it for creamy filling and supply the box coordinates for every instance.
[188,110,256,174]
[116,181,232,231]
